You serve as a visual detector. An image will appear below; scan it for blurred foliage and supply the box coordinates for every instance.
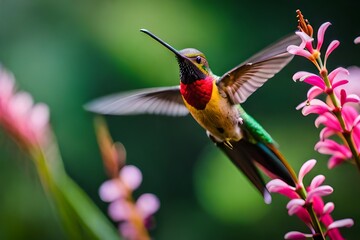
[0,0,359,239]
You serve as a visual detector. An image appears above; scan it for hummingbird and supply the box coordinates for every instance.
[85,29,300,203]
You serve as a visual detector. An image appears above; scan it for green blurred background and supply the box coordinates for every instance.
[0,0,359,239]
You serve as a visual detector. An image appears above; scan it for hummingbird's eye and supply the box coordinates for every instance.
[195,56,202,64]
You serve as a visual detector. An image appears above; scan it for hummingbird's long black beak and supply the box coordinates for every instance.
[140,29,206,84]
[140,29,185,59]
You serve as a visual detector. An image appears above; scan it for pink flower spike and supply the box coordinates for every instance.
[325,40,340,61]
[136,193,160,218]
[316,22,331,51]
[298,159,316,187]
[327,218,354,230]
[285,231,313,240]
[355,36,360,44]
[120,165,142,190]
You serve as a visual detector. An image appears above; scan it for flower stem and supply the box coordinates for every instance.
[343,131,360,171]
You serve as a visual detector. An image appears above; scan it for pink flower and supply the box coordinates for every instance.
[355,36,360,44]
[0,67,50,148]
[289,20,360,170]
[315,139,353,169]
[288,22,338,68]
[99,165,143,202]
[99,164,160,239]
[267,160,353,239]
[96,120,160,240]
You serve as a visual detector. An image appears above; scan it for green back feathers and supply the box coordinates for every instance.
[237,105,275,145]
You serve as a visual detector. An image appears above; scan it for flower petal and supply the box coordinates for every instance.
[120,165,143,190]
[298,159,317,186]
[332,79,349,90]
[287,199,306,215]
[323,202,335,215]
[315,139,351,158]
[136,193,160,218]
[99,179,126,202]
[310,175,325,190]
[108,200,131,221]
[314,112,341,131]
[319,127,336,140]
[119,222,137,239]
[0,69,16,105]
[307,185,333,202]
[327,218,354,230]
[292,71,316,82]
[287,45,312,58]
[325,40,340,60]
[328,155,348,169]
[302,99,332,116]
[29,103,50,143]
[266,179,297,199]
[328,67,349,83]
[303,75,326,89]
[354,36,360,44]
[316,22,331,51]
[285,231,312,240]
[307,86,324,100]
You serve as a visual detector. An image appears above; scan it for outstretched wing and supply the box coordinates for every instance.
[217,33,301,104]
[84,86,189,116]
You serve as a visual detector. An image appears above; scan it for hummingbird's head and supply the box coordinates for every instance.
[177,48,211,84]
[140,29,210,84]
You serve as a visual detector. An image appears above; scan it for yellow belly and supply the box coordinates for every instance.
[182,81,242,142]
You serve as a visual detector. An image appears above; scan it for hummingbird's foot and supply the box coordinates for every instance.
[206,131,234,149]
[238,117,244,125]
[224,140,233,149]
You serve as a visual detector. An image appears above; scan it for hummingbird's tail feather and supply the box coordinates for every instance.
[212,138,272,204]
[211,136,296,204]
[251,142,296,187]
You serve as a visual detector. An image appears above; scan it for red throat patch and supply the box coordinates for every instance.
[180,76,213,110]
